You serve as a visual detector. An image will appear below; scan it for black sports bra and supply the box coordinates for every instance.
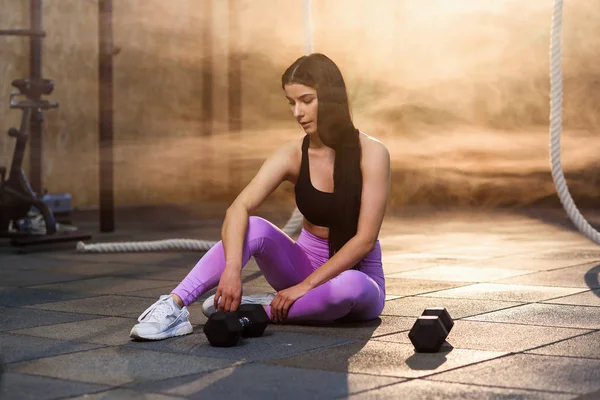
[294,135,337,228]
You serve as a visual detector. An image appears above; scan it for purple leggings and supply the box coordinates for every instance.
[171,216,386,323]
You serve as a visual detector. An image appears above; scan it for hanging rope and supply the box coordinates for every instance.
[549,0,600,244]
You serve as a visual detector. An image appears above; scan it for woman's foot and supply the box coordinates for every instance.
[170,293,184,308]
[130,295,193,340]
[201,292,275,317]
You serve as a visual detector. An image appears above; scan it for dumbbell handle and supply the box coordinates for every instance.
[238,316,252,328]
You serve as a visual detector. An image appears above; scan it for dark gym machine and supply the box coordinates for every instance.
[0,0,91,246]
[3,0,239,247]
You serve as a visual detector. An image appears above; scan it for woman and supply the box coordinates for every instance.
[130,53,390,340]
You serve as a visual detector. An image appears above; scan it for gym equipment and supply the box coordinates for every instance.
[0,79,91,246]
[40,193,72,216]
[0,1,46,194]
[203,304,269,347]
[408,307,454,353]
[1,2,90,248]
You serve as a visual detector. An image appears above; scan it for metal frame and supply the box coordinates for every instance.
[99,0,114,232]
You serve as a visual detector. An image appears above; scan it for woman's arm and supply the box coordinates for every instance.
[303,140,391,289]
[222,140,299,273]
[215,140,299,312]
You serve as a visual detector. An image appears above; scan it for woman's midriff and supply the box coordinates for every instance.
[300,218,385,293]
[303,219,329,239]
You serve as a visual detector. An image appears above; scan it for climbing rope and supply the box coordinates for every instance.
[549,0,600,244]
[76,207,304,253]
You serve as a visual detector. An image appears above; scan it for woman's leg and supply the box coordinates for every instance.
[171,216,315,306]
[266,269,385,323]
[262,233,386,323]
[172,216,385,324]
[131,216,316,340]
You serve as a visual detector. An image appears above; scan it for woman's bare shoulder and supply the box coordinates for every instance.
[277,137,303,160]
[267,137,302,158]
[268,137,303,182]
[359,131,390,158]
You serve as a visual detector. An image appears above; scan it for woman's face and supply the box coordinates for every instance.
[284,83,318,134]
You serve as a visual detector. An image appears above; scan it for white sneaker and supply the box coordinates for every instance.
[201,292,276,318]
[130,295,193,340]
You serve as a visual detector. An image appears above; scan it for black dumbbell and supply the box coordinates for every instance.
[408,307,454,353]
[203,304,269,347]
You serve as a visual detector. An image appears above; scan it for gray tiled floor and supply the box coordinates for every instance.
[264,340,506,379]
[0,373,109,400]
[268,315,415,340]
[124,330,356,362]
[542,289,600,306]
[1,207,600,399]
[465,303,600,330]
[388,265,535,283]
[383,278,470,296]
[28,276,180,295]
[0,307,101,332]
[381,296,523,319]
[0,287,98,308]
[421,283,587,303]
[24,294,161,317]
[0,333,105,364]
[7,347,237,386]
[428,353,600,395]
[9,316,141,346]
[348,380,575,400]
[126,363,403,399]
[526,331,600,359]
[375,320,591,352]
[496,262,600,288]
[69,389,183,400]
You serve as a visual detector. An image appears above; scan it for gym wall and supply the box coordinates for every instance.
[0,0,310,210]
[1,1,600,210]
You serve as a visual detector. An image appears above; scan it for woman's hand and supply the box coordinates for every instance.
[270,282,311,323]
[214,267,243,312]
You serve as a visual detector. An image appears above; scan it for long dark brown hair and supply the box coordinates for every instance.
[281,54,362,267]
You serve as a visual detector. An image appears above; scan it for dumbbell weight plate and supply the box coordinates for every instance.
[203,311,244,347]
[422,307,454,334]
[408,315,449,353]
